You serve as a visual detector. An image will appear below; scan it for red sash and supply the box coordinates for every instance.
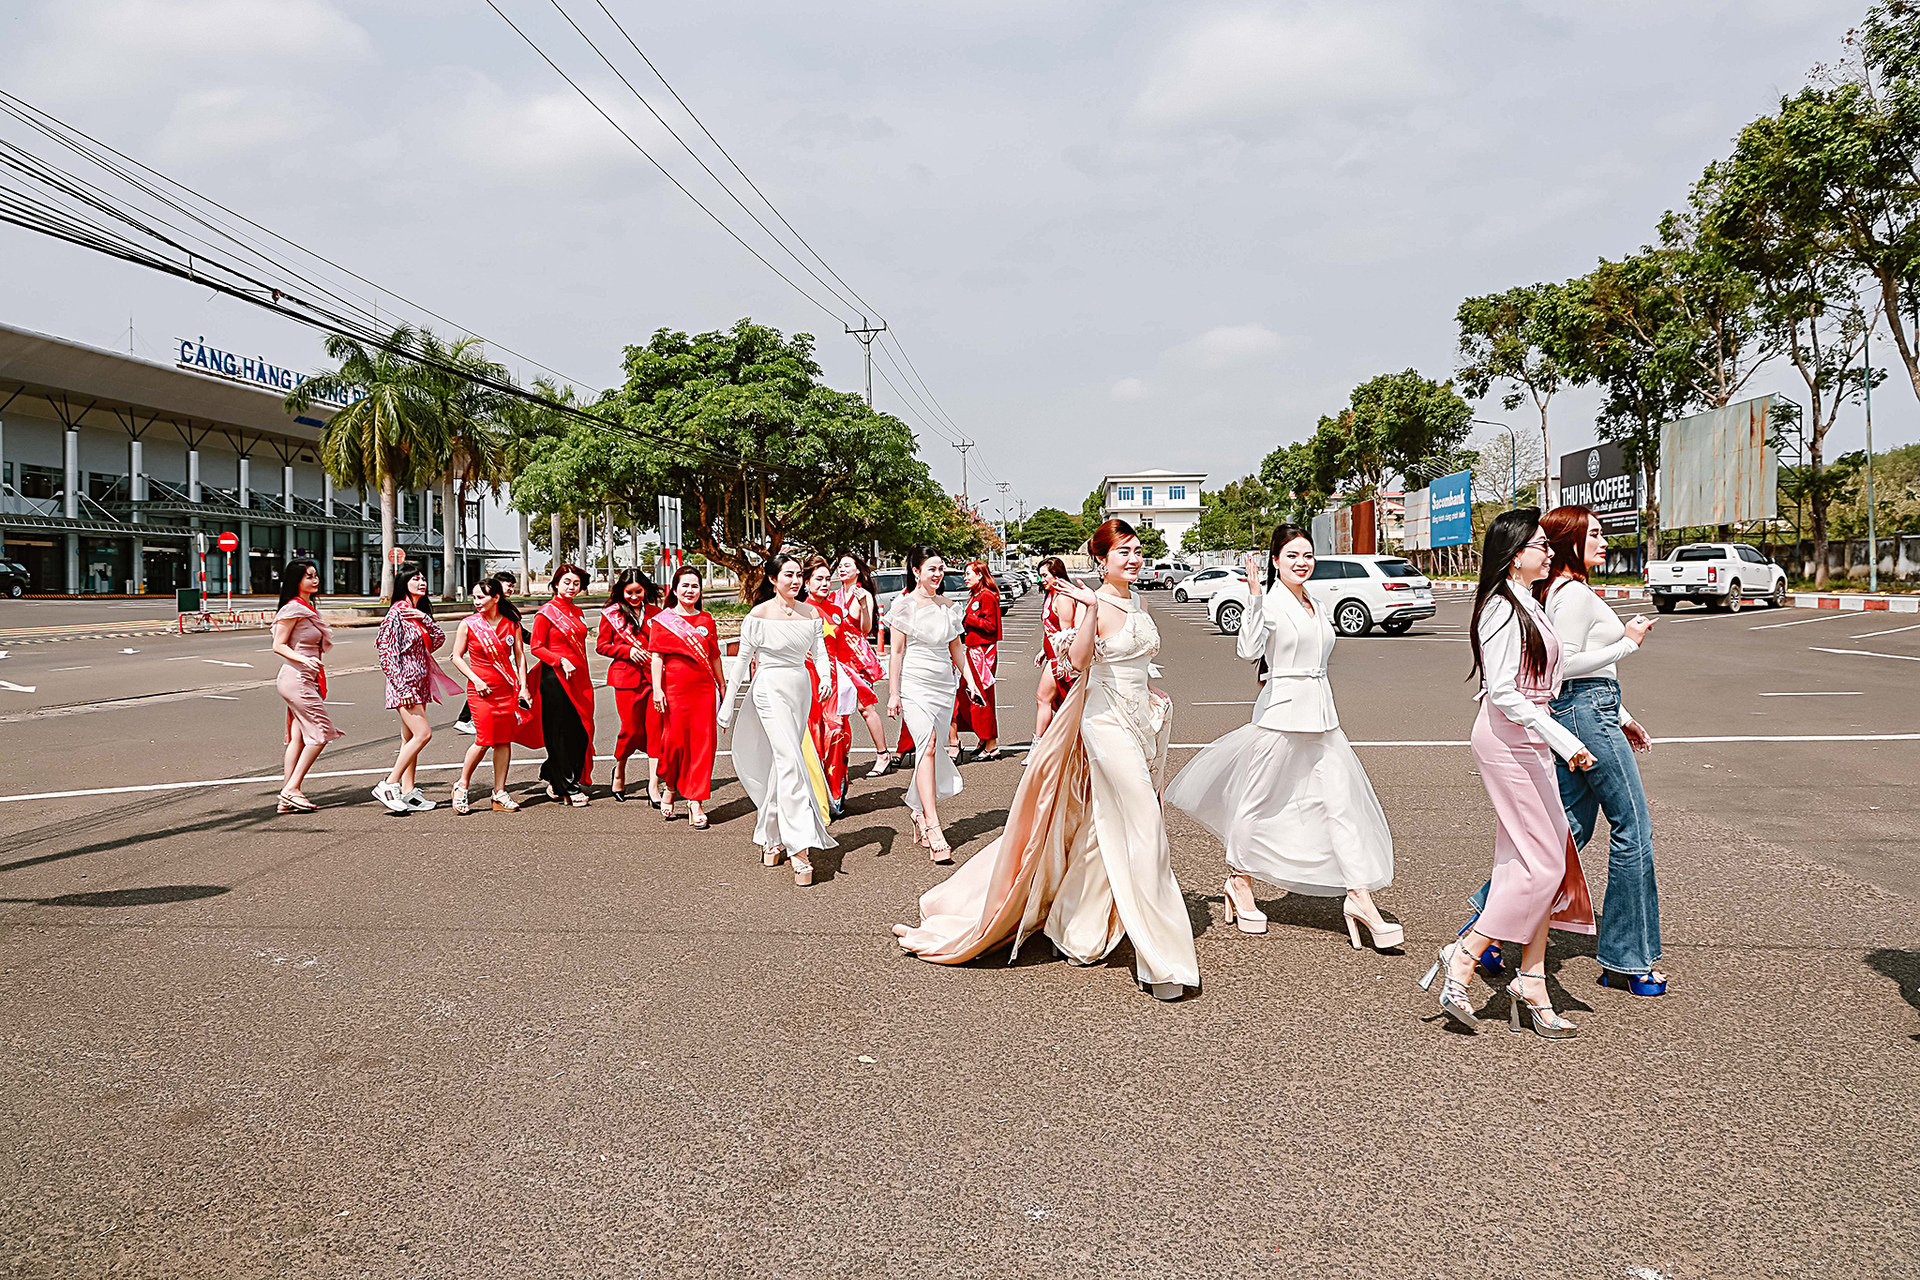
[292,597,331,698]
[832,585,884,680]
[651,608,719,684]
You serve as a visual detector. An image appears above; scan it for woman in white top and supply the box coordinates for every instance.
[1166,524,1399,949]
[886,546,984,863]
[1424,509,1598,1039]
[719,553,837,887]
[894,519,1200,1003]
[1467,505,1664,994]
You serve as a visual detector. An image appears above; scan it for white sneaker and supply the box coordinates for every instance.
[371,781,412,813]
[402,788,438,811]
[454,719,477,735]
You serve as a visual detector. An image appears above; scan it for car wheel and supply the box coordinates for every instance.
[1770,578,1788,607]
[1173,589,1188,604]
[1654,596,1676,614]
[4,583,19,599]
[1380,617,1412,635]
[1334,599,1371,637]
[1217,601,1243,635]
[1724,580,1742,613]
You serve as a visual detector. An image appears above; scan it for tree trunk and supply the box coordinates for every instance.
[1878,271,1920,406]
[379,474,398,602]
[1642,458,1660,563]
[518,508,530,590]
[441,474,458,601]
[549,512,563,582]
[1538,400,1553,510]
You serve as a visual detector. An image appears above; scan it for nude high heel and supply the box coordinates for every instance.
[1507,971,1578,1040]
[1220,878,1268,935]
[791,853,814,887]
[1342,900,1404,951]
[763,844,787,868]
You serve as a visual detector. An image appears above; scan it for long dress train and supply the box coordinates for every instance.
[723,615,837,855]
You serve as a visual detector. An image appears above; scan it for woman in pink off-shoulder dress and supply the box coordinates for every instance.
[270,558,342,813]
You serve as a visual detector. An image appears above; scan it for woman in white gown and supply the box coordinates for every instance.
[1166,524,1401,949]
[719,553,837,887]
[893,519,1200,1002]
[886,547,983,864]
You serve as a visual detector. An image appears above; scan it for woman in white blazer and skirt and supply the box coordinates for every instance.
[1166,524,1400,949]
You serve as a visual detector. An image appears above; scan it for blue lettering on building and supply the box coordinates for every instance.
[175,335,357,408]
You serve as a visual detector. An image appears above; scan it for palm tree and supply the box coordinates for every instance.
[414,332,511,599]
[287,327,445,600]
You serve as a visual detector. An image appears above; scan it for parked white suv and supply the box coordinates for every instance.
[1172,565,1247,604]
[1208,555,1436,637]
[1646,543,1788,613]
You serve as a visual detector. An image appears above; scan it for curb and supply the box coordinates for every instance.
[1789,592,1920,613]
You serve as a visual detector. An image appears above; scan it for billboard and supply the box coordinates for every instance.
[1558,442,1639,535]
[1311,510,1335,556]
[1429,470,1473,547]
[1660,396,1779,530]
[1402,488,1430,550]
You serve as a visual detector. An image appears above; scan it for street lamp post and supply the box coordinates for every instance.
[1470,418,1519,505]
[1861,307,1880,592]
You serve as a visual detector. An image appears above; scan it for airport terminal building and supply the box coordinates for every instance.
[0,322,505,597]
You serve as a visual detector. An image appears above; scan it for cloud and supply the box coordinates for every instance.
[1135,7,1441,134]
[1173,324,1286,370]
[424,73,651,185]
[1111,376,1148,400]
[151,87,330,164]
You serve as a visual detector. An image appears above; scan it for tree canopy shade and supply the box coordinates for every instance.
[1182,475,1284,552]
[1456,283,1571,504]
[1019,506,1084,553]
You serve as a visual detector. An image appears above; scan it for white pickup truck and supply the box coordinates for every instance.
[1645,543,1788,613]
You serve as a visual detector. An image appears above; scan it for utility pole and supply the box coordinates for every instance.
[846,317,886,406]
[1863,310,1879,592]
[953,440,973,509]
[996,482,1011,552]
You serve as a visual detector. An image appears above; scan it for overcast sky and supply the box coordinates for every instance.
[1,0,1905,518]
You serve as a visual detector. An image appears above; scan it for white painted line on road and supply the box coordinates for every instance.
[119,647,140,654]
[202,694,240,700]
[1422,638,1470,643]
[1750,613,1858,630]
[1191,700,1256,705]
[1810,646,1920,663]
[0,679,37,693]
[50,666,91,672]
[203,659,253,668]
[165,655,203,661]
[1758,691,1862,697]
[1851,623,1920,639]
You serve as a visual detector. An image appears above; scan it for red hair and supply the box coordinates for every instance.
[1088,517,1137,560]
[967,559,997,593]
[1535,505,1596,599]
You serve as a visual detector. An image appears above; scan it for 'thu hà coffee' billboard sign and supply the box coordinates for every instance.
[1558,442,1639,535]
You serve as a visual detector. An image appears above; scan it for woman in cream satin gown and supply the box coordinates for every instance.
[720,555,837,887]
[893,519,1200,1001]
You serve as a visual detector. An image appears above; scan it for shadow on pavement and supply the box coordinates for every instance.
[0,810,278,875]
[1866,948,1920,1041]
[0,883,229,907]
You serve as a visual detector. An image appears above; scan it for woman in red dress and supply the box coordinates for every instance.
[518,563,595,807]
[597,568,660,804]
[802,558,858,814]
[1033,556,1082,744]
[648,565,727,829]
[952,559,1003,761]
[449,577,528,814]
[833,553,894,778]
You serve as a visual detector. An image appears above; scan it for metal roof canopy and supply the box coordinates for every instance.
[0,320,333,446]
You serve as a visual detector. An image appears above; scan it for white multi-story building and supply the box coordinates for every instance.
[1099,469,1205,551]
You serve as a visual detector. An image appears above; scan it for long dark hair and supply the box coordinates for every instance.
[906,545,945,593]
[277,558,319,609]
[835,551,877,602]
[1469,508,1547,687]
[612,567,657,632]
[1263,523,1313,589]
[753,552,804,604]
[472,575,521,625]
[1040,556,1069,583]
[389,561,432,616]
[1535,505,1595,601]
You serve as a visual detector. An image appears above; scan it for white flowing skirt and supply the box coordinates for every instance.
[734,666,836,853]
[1166,723,1392,895]
[898,653,962,815]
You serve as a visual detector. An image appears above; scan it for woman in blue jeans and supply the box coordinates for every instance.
[1468,505,1667,996]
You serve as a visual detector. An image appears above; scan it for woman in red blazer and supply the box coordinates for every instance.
[517,563,596,806]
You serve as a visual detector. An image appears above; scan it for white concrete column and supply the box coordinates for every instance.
[188,448,201,502]
[63,429,79,518]
[128,438,146,522]
[282,464,294,513]
[323,475,334,517]
[66,533,80,594]
[322,529,335,593]
[577,514,589,575]
[237,456,251,507]
[237,521,251,594]
[132,536,146,594]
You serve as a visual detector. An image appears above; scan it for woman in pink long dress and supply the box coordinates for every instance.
[1423,509,1598,1039]
[270,558,341,813]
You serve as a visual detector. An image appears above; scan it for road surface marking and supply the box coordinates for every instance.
[1750,614,1858,631]
[50,666,91,672]
[202,659,253,668]
[1851,623,1920,639]
[1810,646,1920,663]
[0,680,37,693]
[202,694,240,700]
[1191,700,1256,705]
[1758,691,1862,697]
[119,648,140,654]
[165,655,203,661]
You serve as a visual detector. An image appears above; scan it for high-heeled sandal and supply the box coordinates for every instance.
[1456,918,1503,974]
[908,811,929,848]
[566,791,590,807]
[1597,969,1668,996]
[1508,970,1578,1039]
[451,785,472,816]
[1221,877,1268,935]
[689,810,709,831]
[866,753,893,778]
[928,835,954,866]
[763,844,787,868]
[276,790,317,814]
[1342,899,1404,951]
[610,787,629,803]
[1419,942,1480,1031]
[791,853,814,887]
[491,791,521,812]
[1137,979,1187,1002]
[661,799,676,821]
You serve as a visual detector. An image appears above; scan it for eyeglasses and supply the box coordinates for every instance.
[1523,539,1550,551]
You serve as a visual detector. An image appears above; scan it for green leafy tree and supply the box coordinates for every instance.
[1456,283,1575,504]
[414,331,511,598]
[1136,525,1169,559]
[1259,438,1338,524]
[287,325,445,600]
[1183,474,1283,551]
[1080,484,1106,529]
[1020,506,1084,553]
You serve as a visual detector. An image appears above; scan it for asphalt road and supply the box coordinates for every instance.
[1,589,1916,1279]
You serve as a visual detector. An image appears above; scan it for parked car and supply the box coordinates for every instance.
[1208,555,1436,637]
[1645,543,1788,613]
[872,567,908,618]
[0,560,29,598]
[1139,560,1190,590]
[1171,565,1246,603]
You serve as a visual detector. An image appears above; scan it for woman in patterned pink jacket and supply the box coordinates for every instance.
[372,562,458,813]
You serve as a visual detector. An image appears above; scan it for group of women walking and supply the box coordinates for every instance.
[271,503,1664,1033]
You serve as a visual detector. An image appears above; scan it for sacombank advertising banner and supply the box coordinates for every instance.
[1429,470,1472,547]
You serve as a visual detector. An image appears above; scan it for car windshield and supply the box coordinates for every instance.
[940,571,968,594]
[1376,560,1421,578]
[1674,547,1721,561]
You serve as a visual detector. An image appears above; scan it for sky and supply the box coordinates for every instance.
[1,0,1908,522]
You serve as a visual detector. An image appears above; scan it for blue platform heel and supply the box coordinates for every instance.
[1597,969,1668,996]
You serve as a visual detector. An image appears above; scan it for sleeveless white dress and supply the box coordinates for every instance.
[886,594,964,815]
[721,615,836,855]
[896,593,1200,995]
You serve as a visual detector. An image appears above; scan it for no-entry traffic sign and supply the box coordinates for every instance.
[216,531,240,553]
[388,547,407,566]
